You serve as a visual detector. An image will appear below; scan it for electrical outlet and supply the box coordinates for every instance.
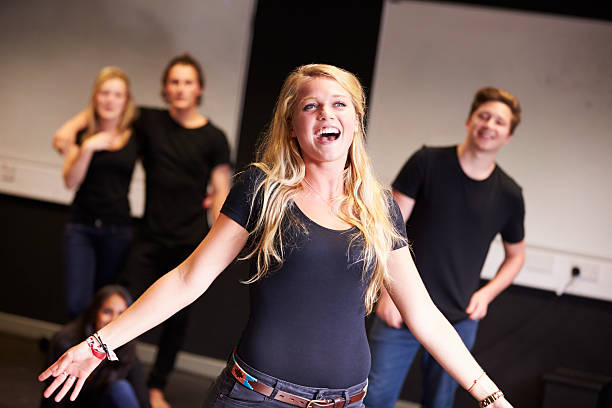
[1,163,16,183]
[575,263,599,282]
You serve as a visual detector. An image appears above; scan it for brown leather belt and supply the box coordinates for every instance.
[230,356,367,408]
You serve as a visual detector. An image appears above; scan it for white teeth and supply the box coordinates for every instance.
[316,127,341,136]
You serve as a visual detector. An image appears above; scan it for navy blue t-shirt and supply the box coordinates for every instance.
[221,167,407,388]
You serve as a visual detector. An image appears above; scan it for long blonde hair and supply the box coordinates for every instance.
[243,64,405,314]
[83,66,136,139]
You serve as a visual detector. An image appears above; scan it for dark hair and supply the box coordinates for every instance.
[161,52,205,105]
[80,284,133,331]
[47,285,137,388]
[468,87,521,134]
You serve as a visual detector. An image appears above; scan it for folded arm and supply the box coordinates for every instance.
[53,110,88,155]
[62,132,117,189]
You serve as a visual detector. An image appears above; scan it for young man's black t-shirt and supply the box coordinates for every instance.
[392,145,525,323]
[134,107,231,246]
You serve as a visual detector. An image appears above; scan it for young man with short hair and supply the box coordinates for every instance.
[365,87,526,408]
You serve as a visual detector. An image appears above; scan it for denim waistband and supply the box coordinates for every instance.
[229,352,368,402]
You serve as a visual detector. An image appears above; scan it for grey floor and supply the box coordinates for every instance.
[0,331,214,408]
[0,331,418,408]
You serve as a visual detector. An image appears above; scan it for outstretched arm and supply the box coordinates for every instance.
[53,110,88,155]
[39,214,249,402]
[466,239,525,320]
[386,246,512,407]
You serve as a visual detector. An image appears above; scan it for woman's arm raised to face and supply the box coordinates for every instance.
[53,109,88,155]
[39,214,249,402]
[62,132,117,189]
[385,246,513,407]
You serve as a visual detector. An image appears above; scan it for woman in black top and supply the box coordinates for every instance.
[61,66,139,318]
[42,285,149,407]
[41,64,512,408]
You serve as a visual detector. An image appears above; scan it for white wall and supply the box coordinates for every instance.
[368,1,612,300]
[0,0,255,214]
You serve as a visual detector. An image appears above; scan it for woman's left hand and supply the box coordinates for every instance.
[38,341,103,402]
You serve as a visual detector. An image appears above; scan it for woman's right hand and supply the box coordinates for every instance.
[82,131,115,152]
[38,341,103,402]
[53,130,76,155]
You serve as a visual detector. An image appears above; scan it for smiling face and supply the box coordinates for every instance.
[290,77,358,166]
[94,293,127,331]
[464,100,513,153]
[94,78,128,122]
[163,63,203,111]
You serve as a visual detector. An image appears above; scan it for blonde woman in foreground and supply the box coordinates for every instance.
[40,64,511,408]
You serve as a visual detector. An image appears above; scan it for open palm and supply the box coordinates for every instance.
[39,341,103,402]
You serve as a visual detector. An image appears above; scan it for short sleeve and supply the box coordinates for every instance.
[220,166,264,231]
[75,129,86,146]
[391,146,428,199]
[132,106,152,134]
[501,189,525,243]
[387,192,408,250]
[208,124,231,169]
[131,106,154,149]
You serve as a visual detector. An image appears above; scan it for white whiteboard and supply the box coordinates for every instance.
[367,1,612,260]
[0,0,255,211]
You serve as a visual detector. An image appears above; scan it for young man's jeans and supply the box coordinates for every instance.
[365,316,479,408]
[63,221,132,318]
[119,238,198,391]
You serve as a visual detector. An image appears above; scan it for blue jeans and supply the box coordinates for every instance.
[98,379,140,408]
[63,221,132,318]
[365,316,479,408]
[203,353,367,407]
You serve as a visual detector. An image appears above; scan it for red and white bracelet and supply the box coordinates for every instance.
[86,332,118,361]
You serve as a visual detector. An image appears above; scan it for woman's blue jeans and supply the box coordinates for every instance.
[63,221,132,318]
[365,316,479,408]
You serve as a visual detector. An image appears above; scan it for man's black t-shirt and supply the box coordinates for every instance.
[221,167,407,388]
[134,108,231,246]
[70,130,140,225]
[392,145,524,323]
